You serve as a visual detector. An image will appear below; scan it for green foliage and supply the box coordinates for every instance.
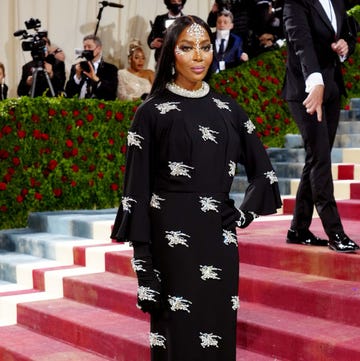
[209,49,296,148]
[0,97,136,229]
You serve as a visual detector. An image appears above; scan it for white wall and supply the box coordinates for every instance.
[0,0,213,98]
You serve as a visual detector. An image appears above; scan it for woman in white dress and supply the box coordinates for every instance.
[117,40,155,101]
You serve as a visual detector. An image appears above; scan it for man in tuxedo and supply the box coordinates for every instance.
[282,0,359,252]
[147,0,186,62]
[65,34,118,100]
[211,9,249,73]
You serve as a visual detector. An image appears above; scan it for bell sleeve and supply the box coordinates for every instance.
[111,104,154,243]
[236,106,282,215]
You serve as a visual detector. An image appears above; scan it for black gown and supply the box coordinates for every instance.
[111,84,281,361]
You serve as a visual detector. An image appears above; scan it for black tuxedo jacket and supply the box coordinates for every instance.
[147,13,183,61]
[17,59,65,97]
[282,0,356,102]
[65,59,118,100]
[0,83,8,100]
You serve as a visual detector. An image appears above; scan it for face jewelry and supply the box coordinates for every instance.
[187,23,206,57]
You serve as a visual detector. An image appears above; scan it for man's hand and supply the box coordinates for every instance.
[331,39,348,58]
[303,84,324,122]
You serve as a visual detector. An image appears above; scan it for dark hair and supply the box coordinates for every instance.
[149,15,213,98]
[83,34,102,47]
[164,0,187,8]
[0,62,5,76]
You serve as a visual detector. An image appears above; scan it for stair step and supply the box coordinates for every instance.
[282,197,360,220]
[240,263,360,327]
[63,271,147,321]
[0,325,111,360]
[17,298,151,360]
[27,209,116,240]
[239,217,360,281]
[238,301,360,361]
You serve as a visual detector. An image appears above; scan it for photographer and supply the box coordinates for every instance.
[65,34,118,100]
[17,36,66,97]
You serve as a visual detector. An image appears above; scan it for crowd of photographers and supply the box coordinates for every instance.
[0,0,356,101]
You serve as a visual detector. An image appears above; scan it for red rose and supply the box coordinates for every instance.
[97,172,104,179]
[2,125,12,134]
[21,188,29,196]
[109,138,115,145]
[76,119,84,127]
[0,183,7,191]
[120,165,126,173]
[61,109,68,117]
[106,110,112,119]
[12,157,20,166]
[0,205,7,212]
[115,112,124,121]
[35,192,43,200]
[89,164,96,172]
[33,129,42,139]
[70,180,77,187]
[17,130,26,138]
[110,183,119,191]
[48,159,58,170]
[73,109,80,117]
[93,131,99,138]
[66,139,74,148]
[53,188,62,197]
[71,148,78,156]
[98,103,105,109]
[16,195,24,203]
[41,133,49,141]
[31,114,40,123]
[86,114,94,122]
[120,145,127,154]
[71,164,79,172]
[48,109,56,117]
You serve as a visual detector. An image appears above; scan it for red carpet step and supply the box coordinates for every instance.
[0,325,111,360]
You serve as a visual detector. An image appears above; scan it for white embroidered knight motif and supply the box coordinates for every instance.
[199,196,220,213]
[199,332,222,348]
[121,196,137,213]
[149,332,167,349]
[228,160,236,177]
[168,295,192,313]
[165,230,190,247]
[223,229,238,246]
[231,296,240,310]
[168,161,194,178]
[127,131,144,149]
[212,98,231,111]
[264,170,278,184]
[155,102,181,114]
[244,119,256,134]
[131,258,146,272]
[199,125,219,144]
[150,193,165,209]
[200,265,222,280]
[138,286,160,302]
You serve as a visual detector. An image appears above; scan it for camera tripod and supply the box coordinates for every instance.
[30,60,55,97]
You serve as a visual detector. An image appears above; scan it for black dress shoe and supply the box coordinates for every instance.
[328,233,360,253]
[286,229,328,246]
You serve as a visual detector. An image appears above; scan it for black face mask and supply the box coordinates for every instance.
[168,4,182,15]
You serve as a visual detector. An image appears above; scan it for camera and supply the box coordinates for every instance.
[14,18,49,62]
[75,49,95,73]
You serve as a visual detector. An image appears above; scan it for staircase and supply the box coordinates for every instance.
[0,100,359,360]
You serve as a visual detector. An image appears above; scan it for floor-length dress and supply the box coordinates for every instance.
[111,83,281,361]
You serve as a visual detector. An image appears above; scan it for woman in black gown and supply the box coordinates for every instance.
[111,15,282,361]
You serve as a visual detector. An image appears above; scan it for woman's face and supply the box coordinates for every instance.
[130,49,145,72]
[174,23,213,90]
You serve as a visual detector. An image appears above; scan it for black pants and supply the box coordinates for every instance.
[288,88,344,237]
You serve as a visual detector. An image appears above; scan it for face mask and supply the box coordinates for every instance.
[169,4,182,15]
[217,29,230,38]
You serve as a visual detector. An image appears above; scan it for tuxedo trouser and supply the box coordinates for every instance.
[287,90,344,237]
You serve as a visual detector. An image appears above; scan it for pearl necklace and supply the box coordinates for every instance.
[166,81,210,98]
